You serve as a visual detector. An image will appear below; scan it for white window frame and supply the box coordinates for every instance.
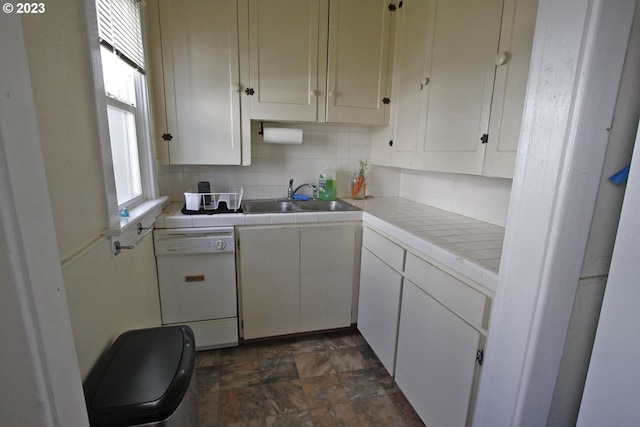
[85,0,161,230]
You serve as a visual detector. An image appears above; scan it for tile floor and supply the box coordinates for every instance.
[195,329,425,427]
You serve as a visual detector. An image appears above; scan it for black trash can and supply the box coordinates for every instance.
[83,325,198,427]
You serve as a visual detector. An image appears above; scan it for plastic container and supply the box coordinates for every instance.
[83,326,198,426]
[318,166,336,201]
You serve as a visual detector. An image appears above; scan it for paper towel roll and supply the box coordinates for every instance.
[262,127,303,144]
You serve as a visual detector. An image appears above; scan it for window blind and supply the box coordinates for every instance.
[96,0,145,72]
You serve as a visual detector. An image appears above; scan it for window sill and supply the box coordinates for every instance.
[103,196,168,237]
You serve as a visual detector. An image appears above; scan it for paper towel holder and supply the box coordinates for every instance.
[259,122,304,144]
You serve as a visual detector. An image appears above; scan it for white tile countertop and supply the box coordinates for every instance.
[347,197,504,292]
[155,197,504,292]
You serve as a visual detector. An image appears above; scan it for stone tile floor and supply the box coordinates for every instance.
[195,329,426,427]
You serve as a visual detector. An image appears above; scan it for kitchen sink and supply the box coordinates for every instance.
[241,200,298,213]
[242,199,359,213]
[295,200,356,211]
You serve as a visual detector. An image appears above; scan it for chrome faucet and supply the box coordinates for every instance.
[287,178,317,200]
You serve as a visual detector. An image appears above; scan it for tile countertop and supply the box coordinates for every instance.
[155,197,504,293]
[347,197,503,293]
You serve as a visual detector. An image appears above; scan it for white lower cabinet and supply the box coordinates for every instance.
[238,223,360,339]
[357,248,403,375]
[396,279,483,427]
[396,253,490,427]
[237,226,300,339]
[358,226,491,427]
[300,224,357,332]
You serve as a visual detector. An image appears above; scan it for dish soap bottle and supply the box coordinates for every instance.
[318,166,336,201]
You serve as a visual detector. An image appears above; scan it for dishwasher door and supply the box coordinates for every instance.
[154,227,238,349]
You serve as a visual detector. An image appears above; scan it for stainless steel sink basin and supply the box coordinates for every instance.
[242,199,358,213]
[241,200,297,213]
[295,200,356,211]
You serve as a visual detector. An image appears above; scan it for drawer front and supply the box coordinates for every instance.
[405,252,488,330]
[362,226,405,272]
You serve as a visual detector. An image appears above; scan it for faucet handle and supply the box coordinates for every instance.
[289,178,294,186]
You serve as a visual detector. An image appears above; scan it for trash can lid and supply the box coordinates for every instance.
[84,326,195,426]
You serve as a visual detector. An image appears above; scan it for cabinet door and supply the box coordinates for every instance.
[247,0,327,122]
[372,0,503,173]
[299,223,357,332]
[417,0,503,174]
[396,280,483,427]
[482,0,538,178]
[371,0,432,168]
[357,248,402,375]
[238,226,300,339]
[326,0,393,125]
[153,0,242,165]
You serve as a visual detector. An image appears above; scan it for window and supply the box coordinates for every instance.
[95,0,154,210]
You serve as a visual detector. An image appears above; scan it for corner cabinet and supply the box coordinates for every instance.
[358,226,492,427]
[357,226,404,375]
[146,0,249,165]
[371,0,538,178]
[243,0,395,126]
[237,223,361,339]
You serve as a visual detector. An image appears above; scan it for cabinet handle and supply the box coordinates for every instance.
[329,89,336,97]
[420,77,430,90]
[310,89,318,97]
[231,83,241,93]
[495,51,510,66]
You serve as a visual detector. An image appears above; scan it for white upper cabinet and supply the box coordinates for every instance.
[325,0,394,125]
[147,0,247,165]
[372,0,537,178]
[245,0,395,126]
[246,0,326,122]
[420,0,503,175]
[483,0,538,178]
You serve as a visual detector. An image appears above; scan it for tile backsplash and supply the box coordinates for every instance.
[399,169,512,226]
[158,122,401,202]
[157,121,512,226]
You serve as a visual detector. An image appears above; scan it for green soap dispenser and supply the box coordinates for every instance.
[318,166,336,201]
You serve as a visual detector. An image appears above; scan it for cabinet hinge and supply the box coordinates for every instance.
[480,133,489,144]
[245,87,255,96]
[382,97,391,105]
[476,349,484,366]
[162,133,173,141]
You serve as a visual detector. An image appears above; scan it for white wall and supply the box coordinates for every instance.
[577,121,640,426]
[0,14,88,426]
[399,170,512,226]
[474,0,637,425]
[546,4,640,425]
[20,0,162,378]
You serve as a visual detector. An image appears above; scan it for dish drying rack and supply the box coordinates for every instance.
[184,185,243,211]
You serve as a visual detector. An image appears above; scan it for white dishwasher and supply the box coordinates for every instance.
[154,227,238,350]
